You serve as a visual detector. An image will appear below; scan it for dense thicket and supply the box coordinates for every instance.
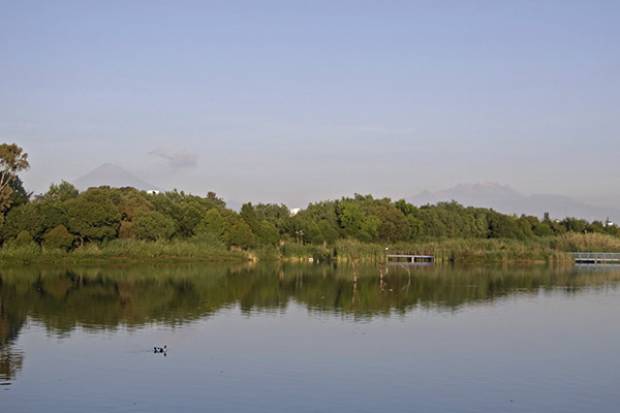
[1,182,618,252]
[0,143,617,252]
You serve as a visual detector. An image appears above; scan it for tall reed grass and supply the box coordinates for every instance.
[0,239,248,264]
[3,232,620,265]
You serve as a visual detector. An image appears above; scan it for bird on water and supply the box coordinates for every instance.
[153,345,167,354]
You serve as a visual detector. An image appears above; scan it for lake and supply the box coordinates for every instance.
[2,263,620,412]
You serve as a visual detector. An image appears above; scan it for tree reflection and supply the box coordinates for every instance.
[0,262,619,383]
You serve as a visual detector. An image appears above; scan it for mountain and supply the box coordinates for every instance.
[73,163,158,191]
[410,183,620,223]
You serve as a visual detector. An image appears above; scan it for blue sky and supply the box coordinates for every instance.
[1,0,618,207]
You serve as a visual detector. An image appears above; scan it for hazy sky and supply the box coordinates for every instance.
[1,0,618,207]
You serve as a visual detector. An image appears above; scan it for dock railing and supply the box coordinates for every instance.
[386,254,434,264]
[571,252,620,264]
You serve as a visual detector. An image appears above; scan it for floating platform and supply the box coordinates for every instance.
[386,254,434,264]
[571,252,620,265]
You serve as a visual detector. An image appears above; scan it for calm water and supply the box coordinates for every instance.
[1,263,620,412]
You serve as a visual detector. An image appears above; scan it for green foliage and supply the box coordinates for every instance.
[43,225,74,250]
[0,143,30,221]
[560,217,588,233]
[194,208,227,240]
[240,203,280,245]
[254,203,291,234]
[337,199,380,241]
[1,147,619,262]
[8,176,30,208]
[39,181,79,203]
[1,203,42,241]
[65,188,122,243]
[225,219,256,249]
[14,230,34,247]
[118,188,153,220]
[134,211,175,241]
[255,220,280,245]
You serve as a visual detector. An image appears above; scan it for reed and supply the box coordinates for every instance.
[0,238,248,264]
[3,232,620,265]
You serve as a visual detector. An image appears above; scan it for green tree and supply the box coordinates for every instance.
[225,218,256,249]
[194,209,228,240]
[255,220,280,245]
[560,217,588,233]
[532,221,554,237]
[0,144,29,221]
[337,201,379,241]
[488,212,525,239]
[374,205,410,242]
[254,203,291,234]
[8,230,35,248]
[8,176,30,208]
[134,211,175,241]
[42,225,74,250]
[40,181,79,203]
[65,188,121,244]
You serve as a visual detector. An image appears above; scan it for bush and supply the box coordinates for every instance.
[134,211,175,241]
[13,230,35,247]
[225,220,256,249]
[43,225,74,250]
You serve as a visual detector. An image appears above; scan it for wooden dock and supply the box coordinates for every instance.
[386,254,434,264]
[571,252,620,265]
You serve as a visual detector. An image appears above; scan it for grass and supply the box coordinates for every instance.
[2,232,620,265]
[281,233,620,264]
[0,239,249,264]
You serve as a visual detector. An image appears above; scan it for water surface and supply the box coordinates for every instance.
[2,263,620,412]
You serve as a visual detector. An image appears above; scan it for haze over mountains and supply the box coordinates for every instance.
[410,183,620,223]
[73,163,158,192]
[72,165,618,222]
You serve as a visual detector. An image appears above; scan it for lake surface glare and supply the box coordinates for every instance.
[1,264,620,412]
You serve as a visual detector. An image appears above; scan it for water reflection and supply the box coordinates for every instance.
[1,263,619,384]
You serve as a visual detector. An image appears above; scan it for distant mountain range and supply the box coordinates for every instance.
[73,163,158,192]
[72,168,618,223]
[410,183,619,223]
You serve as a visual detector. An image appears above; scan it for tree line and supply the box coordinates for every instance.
[0,143,618,252]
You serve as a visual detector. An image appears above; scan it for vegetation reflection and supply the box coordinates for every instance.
[2,263,620,382]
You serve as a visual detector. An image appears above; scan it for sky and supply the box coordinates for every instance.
[1,0,618,208]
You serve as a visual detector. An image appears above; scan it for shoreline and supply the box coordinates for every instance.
[3,232,619,267]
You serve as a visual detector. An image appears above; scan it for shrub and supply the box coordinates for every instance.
[43,225,74,250]
[134,211,175,241]
[13,230,35,247]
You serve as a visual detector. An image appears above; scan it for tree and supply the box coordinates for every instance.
[117,188,152,221]
[487,212,526,239]
[337,201,379,241]
[134,211,175,241]
[0,144,29,221]
[43,225,74,250]
[40,181,79,203]
[532,221,554,237]
[65,188,121,243]
[194,208,228,240]
[240,202,258,227]
[254,203,291,234]
[560,217,588,234]
[374,205,410,242]
[1,203,42,242]
[9,176,30,208]
[255,220,280,245]
[224,218,256,249]
[8,230,35,248]
[177,204,203,237]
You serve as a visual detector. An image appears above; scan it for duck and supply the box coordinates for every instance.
[153,345,167,354]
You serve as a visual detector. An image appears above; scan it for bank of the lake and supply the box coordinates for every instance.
[2,232,619,266]
[0,239,249,264]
